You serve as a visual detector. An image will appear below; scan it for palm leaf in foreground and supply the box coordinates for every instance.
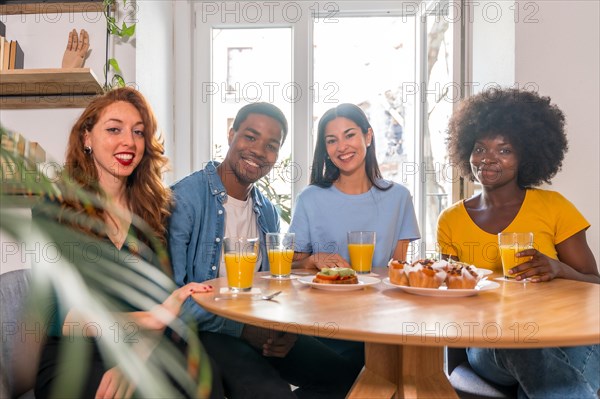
[1,141,213,398]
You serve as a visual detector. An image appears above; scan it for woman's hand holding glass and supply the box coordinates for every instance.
[509,249,563,282]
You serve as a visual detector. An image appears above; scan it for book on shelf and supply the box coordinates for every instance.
[0,130,21,184]
[1,128,47,193]
[1,128,46,163]
[1,129,16,153]
[15,133,26,157]
[28,141,46,163]
[8,40,24,69]
[0,36,5,71]
[0,21,5,37]
[1,130,24,156]
[1,37,9,71]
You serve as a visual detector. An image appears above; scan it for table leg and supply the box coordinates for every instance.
[347,366,397,399]
[347,343,458,399]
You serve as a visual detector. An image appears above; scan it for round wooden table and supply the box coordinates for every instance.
[193,267,600,398]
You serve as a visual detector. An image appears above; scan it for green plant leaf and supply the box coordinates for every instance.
[112,74,126,88]
[107,58,122,74]
[121,22,136,38]
[103,0,136,84]
[256,156,292,224]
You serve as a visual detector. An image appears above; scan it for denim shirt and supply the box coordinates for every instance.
[168,161,280,337]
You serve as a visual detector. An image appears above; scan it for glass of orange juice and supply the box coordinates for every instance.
[223,237,258,292]
[266,232,295,278]
[498,232,534,279]
[347,231,376,274]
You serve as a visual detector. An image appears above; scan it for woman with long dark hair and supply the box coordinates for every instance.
[290,103,420,270]
[288,103,420,374]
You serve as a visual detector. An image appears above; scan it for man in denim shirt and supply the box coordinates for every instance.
[168,103,358,399]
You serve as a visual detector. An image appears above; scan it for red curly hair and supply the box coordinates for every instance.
[62,87,172,244]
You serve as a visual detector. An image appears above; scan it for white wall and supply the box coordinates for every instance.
[515,0,599,263]
[472,0,515,89]
[135,0,176,183]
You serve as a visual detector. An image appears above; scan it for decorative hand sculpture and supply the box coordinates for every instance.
[61,29,90,68]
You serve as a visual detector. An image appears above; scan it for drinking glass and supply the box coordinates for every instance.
[498,232,534,279]
[266,233,295,278]
[347,231,376,274]
[223,237,258,292]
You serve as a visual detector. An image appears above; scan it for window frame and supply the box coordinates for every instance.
[179,0,468,258]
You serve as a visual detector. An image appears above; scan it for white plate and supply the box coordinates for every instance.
[218,287,262,295]
[297,275,381,291]
[475,268,494,276]
[382,278,500,297]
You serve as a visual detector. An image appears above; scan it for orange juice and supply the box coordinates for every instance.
[224,252,257,290]
[348,243,375,273]
[499,245,532,278]
[268,249,293,277]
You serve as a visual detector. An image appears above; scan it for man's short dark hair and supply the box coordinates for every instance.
[232,103,289,144]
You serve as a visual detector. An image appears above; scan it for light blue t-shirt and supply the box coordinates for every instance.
[289,181,421,267]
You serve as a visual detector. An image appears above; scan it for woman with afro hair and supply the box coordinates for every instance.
[437,87,599,398]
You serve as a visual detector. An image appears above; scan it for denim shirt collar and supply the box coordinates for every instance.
[205,161,226,199]
[205,160,264,212]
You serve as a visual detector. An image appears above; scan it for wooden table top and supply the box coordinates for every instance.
[192,267,600,348]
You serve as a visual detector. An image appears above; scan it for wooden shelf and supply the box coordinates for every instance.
[0,1,103,15]
[0,68,104,109]
[1,1,107,108]
[1,184,43,198]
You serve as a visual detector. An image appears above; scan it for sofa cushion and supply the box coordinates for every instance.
[1,269,42,398]
[449,362,517,399]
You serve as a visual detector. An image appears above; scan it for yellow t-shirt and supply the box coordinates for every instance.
[436,189,590,272]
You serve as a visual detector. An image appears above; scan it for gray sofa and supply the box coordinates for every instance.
[0,269,41,399]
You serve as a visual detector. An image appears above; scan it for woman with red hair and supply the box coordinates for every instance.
[34,88,217,399]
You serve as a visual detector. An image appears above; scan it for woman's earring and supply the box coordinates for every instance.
[84,145,93,155]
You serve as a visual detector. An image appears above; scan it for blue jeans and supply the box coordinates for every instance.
[467,346,600,399]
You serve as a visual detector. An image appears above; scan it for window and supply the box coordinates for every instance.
[193,1,460,258]
[226,47,253,92]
